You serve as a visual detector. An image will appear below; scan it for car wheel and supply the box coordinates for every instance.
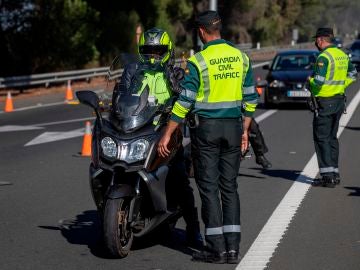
[264,91,275,109]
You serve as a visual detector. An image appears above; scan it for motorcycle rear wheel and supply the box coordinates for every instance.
[103,198,133,258]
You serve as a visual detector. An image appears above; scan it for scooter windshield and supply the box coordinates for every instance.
[113,86,159,133]
[106,54,162,133]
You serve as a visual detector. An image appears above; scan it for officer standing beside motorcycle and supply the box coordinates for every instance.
[111,28,202,247]
[309,27,357,187]
[246,117,272,169]
[157,10,258,264]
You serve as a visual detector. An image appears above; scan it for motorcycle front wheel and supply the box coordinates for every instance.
[103,198,133,258]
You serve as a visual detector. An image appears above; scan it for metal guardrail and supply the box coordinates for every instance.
[0,42,314,90]
[0,67,109,89]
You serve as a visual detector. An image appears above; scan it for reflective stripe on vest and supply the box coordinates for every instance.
[189,43,248,111]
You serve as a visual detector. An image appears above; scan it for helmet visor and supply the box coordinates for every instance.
[139,45,168,57]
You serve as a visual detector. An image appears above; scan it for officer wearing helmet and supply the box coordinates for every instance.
[111,28,202,248]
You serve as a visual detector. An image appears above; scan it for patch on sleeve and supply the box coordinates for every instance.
[317,61,324,67]
[185,68,190,74]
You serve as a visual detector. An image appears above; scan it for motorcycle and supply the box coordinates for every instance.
[76,55,183,258]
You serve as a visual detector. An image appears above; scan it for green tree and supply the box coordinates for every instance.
[0,0,99,76]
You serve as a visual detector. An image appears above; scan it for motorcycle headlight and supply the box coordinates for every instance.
[101,137,118,158]
[269,80,286,88]
[122,139,150,163]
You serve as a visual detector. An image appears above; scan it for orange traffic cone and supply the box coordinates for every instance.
[256,76,263,95]
[65,80,73,101]
[81,121,92,156]
[4,91,14,112]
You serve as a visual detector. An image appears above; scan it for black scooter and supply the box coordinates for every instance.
[76,80,183,258]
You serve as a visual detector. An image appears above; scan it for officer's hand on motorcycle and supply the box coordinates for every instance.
[157,135,171,157]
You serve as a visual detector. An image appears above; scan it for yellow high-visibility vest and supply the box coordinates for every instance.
[313,47,349,97]
[188,43,250,110]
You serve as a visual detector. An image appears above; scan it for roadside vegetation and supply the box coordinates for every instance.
[1,0,359,76]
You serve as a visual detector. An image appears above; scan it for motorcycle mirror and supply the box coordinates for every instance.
[76,90,100,110]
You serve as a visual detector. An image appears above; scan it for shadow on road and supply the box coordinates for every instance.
[344,186,360,196]
[344,126,360,131]
[39,210,113,259]
[39,210,194,258]
[248,168,313,184]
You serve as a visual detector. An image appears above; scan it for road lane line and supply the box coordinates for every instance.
[254,110,277,123]
[0,89,105,113]
[33,117,95,127]
[236,89,360,270]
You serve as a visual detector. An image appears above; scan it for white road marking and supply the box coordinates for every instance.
[0,181,12,186]
[25,127,85,146]
[254,110,277,123]
[31,117,95,127]
[237,89,360,270]
[0,89,105,113]
[0,125,44,132]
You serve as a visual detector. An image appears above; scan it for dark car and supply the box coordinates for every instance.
[262,50,318,107]
[347,40,360,71]
[333,37,343,49]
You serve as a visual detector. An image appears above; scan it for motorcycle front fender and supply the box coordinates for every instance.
[106,184,136,199]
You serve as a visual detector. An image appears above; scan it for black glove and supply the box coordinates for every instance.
[165,65,184,94]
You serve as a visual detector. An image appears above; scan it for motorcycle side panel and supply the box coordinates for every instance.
[138,165,168,212]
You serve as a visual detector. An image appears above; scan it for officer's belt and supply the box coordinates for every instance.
[316,94,345,101]
[198,115,242,122]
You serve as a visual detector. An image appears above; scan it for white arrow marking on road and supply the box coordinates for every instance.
[24,127,85,146]
[0,125,45,132]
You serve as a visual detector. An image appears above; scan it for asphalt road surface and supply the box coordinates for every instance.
[1,66,359,270]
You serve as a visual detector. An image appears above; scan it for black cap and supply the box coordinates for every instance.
[312,27,334,38]
[195,10,222,28]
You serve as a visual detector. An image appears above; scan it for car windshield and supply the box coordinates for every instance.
[350,42,360,53]
[272,54,317,71]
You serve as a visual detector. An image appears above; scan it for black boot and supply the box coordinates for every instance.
[192,250,227,264]
[256,155,272,169]
[227,250,240,264]
[186,227,203,249]
[334,173,341,185]
[312,175,335,188]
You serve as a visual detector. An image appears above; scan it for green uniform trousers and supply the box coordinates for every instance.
[313,95,345,176]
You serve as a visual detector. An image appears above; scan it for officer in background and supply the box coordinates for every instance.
[248,118,272,169]
[157,11,258,264]
[309,27,357,187]
[111,28,202,247]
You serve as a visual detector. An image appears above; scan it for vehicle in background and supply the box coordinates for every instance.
[333,37,343,48]
[262,50,318,108]
[347,40,360,71]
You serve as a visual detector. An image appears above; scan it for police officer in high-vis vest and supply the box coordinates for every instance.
[157,11,258,264]
[310,27,357,187]
[111,28,202,248]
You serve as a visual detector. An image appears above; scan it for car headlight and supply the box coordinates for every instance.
[269,80,286,88]
[101,137,118,158]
